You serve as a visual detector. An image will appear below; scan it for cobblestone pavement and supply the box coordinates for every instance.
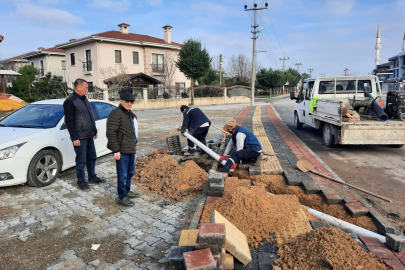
[0,103,248,270]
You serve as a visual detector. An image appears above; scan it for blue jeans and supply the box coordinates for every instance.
[74,138,97,185]
[187,126,210,153]
[116,153,135,199]
[220,147,261,173]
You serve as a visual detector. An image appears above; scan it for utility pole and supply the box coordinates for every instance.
[280,57,289,71]
[295,63,302,73]
[219,54,223,86]
[245,3,268,106]
[308,68,313,77]
[344,68,349,76]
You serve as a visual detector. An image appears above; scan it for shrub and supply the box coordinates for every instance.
[181,92,189,98]
[163,92,170,99]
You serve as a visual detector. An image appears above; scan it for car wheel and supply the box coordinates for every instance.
[323,123,336,148]
[27,150,61,187]
[294,112,303,130]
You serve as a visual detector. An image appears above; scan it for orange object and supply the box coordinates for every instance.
[377,101,385,108]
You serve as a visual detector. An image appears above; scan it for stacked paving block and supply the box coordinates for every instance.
[179,223,227,270]
[207,172,227,197]
[166,135,182,155]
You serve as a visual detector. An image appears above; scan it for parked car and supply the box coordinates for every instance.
[0,99,135,188]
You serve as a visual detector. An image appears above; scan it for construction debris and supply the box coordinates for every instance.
[342,108,361,122]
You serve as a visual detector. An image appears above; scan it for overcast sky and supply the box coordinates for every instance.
[0,0,404,76]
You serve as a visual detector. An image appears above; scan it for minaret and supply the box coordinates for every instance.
[402,32,405,52]
[374,25,381,67]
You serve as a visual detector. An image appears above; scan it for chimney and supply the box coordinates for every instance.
[38,47,45,51]
[163,25,173,44]
[69,38,76,42]
[118,23,130,34]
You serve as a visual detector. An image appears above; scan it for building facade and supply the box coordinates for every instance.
[56,23,190,93]
[23,47,66,78]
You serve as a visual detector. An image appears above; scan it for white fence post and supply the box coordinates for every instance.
[223,87,227,104]
[143,88,148,108]
[103,89,109,101]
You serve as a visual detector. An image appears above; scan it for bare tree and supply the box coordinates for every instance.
[144,48,178,96]
[226,53,252,84]
[99,64,131,89]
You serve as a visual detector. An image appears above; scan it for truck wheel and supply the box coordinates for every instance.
[294,112,303,130]
[26,150,61,187]
[323,124,337,148]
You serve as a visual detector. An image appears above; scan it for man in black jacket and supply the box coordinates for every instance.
[180,105,210,154]
[63,78,105,190]
[106,93,140,207]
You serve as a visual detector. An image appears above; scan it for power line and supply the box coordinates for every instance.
[257,12,281,58]
[261,0,286,56]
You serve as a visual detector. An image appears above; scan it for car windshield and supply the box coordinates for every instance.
[0,104,64,129]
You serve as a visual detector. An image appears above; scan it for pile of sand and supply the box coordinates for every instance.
[276,227,394,270]
[250,174,378,232]
[200,182,305,247]
[0,99,25,111]
[134,150,208,201]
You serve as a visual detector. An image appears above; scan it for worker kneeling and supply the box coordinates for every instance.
[219,119,262,173]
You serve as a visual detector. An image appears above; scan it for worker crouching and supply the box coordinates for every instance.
[219,119,262,173]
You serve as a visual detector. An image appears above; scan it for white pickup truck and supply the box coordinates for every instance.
[290,75,405,147]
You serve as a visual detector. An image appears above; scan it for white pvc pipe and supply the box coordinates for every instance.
[184,132,227,166]
[266,192,386,243]
[302,205,386,243]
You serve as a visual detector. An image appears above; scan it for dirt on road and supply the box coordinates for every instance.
[276,227,393,270]
[134,150,208,201]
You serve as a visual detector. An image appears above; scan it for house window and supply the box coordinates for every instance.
[39,60,44,76]
[61,60,66,70]
[30,62,34,66]
[115,50,122,63]
[84,50,92,71]
[87,81,94,92]
[70,53,75,65]
[133,52,139,64]
[151,53,164,72]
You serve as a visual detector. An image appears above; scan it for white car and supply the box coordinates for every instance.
[0,99,136,188]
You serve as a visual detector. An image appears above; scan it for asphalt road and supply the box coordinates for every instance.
[258,96,405,232]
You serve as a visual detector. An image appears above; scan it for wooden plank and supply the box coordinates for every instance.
[179,229,200,246]
[224,253,235,269]
[210,210,252,265]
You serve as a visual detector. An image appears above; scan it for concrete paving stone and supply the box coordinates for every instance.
[356,239,369,252]
[152,220,167,229]
[368,245,397,260]
[134,242,156,254]
[42,221,55,230]
[144,235,161,245]
[123,237,144,248]
[105,227,119,235]
[156,231,173,243]
[146,248,166,260]
[88,259,100,266]
[10,222,26,231]
[154,213,173,223]
[161,225,176,233]
[0,225,9,234]
[340,228,358,239]
[4,234,19,241]
[47,211,59,216]
[18,229,34,241]
[123,224,138,234]
[130,229,145,238]
[386,233,405,252]
[60,250,77,260]
[7,218,22,226]
[111,259,132,269]
[161,209,175,216]
[152,239,169,248]
[358,236,385,247]
[310,220,331,229]
[46,262,65,270]
[123,243,139,257]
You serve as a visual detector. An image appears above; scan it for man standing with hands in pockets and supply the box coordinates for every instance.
[106,93,140,207]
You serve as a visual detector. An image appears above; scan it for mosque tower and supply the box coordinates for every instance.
[374,25,381,67]
[402,32,405,52]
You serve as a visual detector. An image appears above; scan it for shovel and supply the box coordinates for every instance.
[297,160,391,203]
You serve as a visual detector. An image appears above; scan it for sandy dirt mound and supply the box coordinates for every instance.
[200,184,305,247]
[0,99,25,111]
[276,227,394,270]
[250,174,378,232]
[134,150,208,201]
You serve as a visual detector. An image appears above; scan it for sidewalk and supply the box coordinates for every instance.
[233,104,405,269]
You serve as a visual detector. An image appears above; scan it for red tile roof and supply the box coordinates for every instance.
[42,47,64,53]
[1,51,37,62]
[92,31,182,47]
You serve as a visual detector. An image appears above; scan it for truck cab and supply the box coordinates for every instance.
[290,75,405,147]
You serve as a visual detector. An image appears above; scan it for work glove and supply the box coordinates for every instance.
[231,163,237,169]
[181,133,184,137]
[219,155,227,162]
[134,114,138,120]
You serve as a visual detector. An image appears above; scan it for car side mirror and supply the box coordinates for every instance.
[290,92,297,100]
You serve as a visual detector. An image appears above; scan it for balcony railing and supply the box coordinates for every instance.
[37,68,44,76]
[83,61,93,72]
[151,64,164,73]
